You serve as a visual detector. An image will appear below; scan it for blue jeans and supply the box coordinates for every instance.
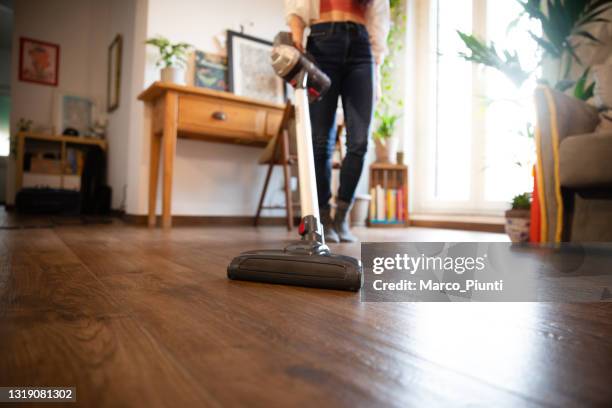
[307,22,374,209]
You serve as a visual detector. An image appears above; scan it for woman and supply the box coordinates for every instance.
[285,0,390,242]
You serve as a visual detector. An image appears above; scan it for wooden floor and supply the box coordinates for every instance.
[1,220,612,407]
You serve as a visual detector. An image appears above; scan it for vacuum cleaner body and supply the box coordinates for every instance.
[227,33,363,292]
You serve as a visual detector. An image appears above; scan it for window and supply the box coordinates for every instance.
[431,0,473,203]
[415,0,538,215]
[0,95,9,157]
[483,0,539,203]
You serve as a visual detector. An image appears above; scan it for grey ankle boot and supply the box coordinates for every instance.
[320,207,339,243]
[334,200,358,242]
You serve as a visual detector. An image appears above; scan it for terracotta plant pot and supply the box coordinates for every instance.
[504,209,531,243]
[374,137,397,164]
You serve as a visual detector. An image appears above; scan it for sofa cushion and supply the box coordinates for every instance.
[559,132,612,188]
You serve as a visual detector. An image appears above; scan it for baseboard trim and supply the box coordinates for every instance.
[121,213,296,227]
[119,212,504,233]
[409,219,505,233]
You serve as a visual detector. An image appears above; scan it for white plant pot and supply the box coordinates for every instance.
[160,66,185,85]
[374,137,398,164]
[504,209,531,243]
[350,194,371,227]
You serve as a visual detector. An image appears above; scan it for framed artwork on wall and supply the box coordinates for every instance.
[226,30,286,104]
[19,37,60,86]
[53,92,93,136]
[194,50,227,91]
[107,34,123,112]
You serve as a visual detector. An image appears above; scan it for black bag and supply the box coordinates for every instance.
[80,146,112,215]
[16,188,81,215]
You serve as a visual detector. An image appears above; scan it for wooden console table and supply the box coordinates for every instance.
[138,82,285,228]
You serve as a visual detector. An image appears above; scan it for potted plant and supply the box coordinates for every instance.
[373,0,406,163]
[373,113,399,163]
[457,1,612,95]
[505,193,531,242]
[145,36,192,85]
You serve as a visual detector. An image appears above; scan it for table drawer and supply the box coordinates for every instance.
[178,94,269,142]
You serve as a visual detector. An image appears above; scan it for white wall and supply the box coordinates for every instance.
[7,0,113,204]
[124,0,288,216]
[10,0,110,134]
[6,0,145,210]
[104,0,139,210]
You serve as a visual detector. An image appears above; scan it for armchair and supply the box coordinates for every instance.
[534,87,612,242]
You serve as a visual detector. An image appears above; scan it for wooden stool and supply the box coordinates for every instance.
[254,103,345,230]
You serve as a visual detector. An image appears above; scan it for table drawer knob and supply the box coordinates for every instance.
[212,111,227,121]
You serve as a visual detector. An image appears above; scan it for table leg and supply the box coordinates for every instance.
[148,130,161,227]
[162,91,178,229]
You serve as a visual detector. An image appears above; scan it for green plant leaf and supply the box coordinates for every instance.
[573,67,595,100]
[146,36,192,68]
[511,192,532,209]
[457,31,530,88]
[373,0,406,140]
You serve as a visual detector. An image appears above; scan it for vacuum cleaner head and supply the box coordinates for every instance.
[227,248,363,292]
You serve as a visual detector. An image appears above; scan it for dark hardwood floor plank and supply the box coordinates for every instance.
[0,229,220,408]
[2,223,611,407]
[54,225,567,407]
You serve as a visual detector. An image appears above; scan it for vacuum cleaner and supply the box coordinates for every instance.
[226,32,363,292]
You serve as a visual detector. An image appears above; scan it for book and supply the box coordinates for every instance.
[376,185,385,221]
[386,189,396,221]
[403,185,408,221]
[392,189,397,221]
[370,187,376,221]
[397,188,403,221]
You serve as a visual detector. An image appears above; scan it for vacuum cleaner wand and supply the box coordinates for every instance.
[226,32,363,292]
[270,32,330,245]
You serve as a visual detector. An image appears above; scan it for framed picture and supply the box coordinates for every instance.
[227,30,286,104]
[194,51,227,91]
[19,37,60,86]
[53,92,93,136]
[107,34,122,112]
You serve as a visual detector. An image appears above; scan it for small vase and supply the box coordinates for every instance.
[504,209,531,243]
[160,66,185,85]
[374,138,398,164]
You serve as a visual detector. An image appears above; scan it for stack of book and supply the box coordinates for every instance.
[369,184,407,224]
